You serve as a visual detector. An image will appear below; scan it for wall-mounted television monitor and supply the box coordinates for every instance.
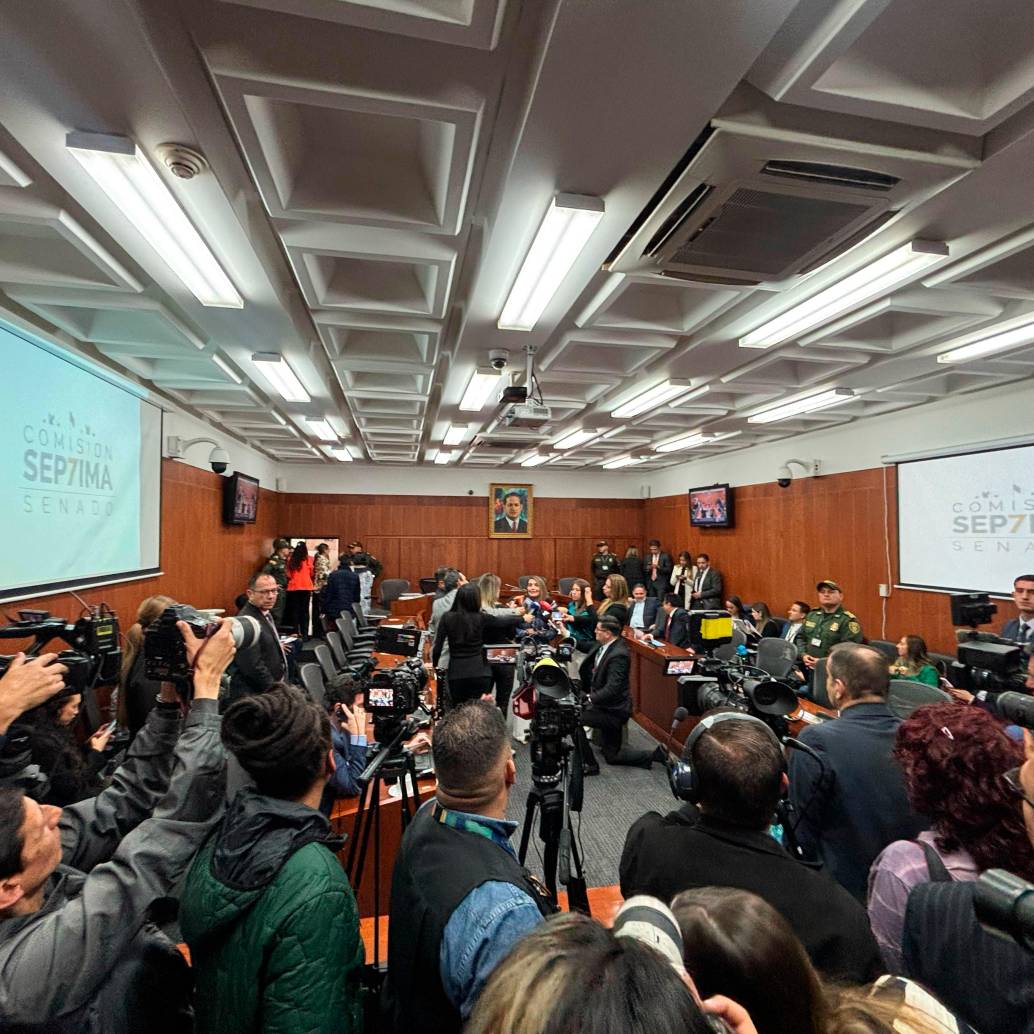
[223,472,259,525]
[689,484,733,529]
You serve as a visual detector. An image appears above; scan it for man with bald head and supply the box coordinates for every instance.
[384,702,554,1033]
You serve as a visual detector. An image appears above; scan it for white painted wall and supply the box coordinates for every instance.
[276,462,647,498]
[163,408,280,485]
[648,379,1034,496]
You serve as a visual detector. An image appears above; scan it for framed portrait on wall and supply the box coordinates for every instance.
[489,483,533,538]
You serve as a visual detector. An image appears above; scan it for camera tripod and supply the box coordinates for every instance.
[517,738,591,914]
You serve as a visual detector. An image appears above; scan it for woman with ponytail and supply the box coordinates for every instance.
[180,685,363,1033]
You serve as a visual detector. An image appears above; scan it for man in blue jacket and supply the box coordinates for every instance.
[322,557,362,631]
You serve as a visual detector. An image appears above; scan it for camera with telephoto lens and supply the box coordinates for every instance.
[143,604,262,688]
[518,641,582,787]
[948,594,1028,695]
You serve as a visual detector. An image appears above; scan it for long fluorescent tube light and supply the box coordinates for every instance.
[553,427,599,451]
[434,451,455,465]
[306,419,338,442]
[324,446,352,462]
[611,379,692,419]
[66,131,243,308]
[252,353,310,403]
[272,411,287,426]
[739,241,948,349]
[654,430,742,454]
[498,193,605,331]
[602,455,646,469]
[459,368,503,412]
[520,453,551,467]
[937,316,1034,364]
[443,424,467,446]
[747,389,855,425]
[210,354,242,384]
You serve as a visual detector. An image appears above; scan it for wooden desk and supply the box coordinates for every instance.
[622,630,836,749]
[389,593,433,627]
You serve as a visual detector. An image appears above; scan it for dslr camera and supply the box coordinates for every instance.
[363,656,426,719]
[144,604,262,688]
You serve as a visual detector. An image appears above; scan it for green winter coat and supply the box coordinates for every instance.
[180,789,363,1034]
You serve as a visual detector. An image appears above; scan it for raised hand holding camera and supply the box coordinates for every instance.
[0,653,68,733]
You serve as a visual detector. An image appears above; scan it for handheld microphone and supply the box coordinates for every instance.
[663,706,689,760]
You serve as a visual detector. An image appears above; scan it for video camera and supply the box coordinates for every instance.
[363,656,426,719]
[0,607,121,692]
[949,593,1028,695]
[143,604,262,689]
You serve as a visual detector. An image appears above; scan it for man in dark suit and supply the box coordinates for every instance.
[323,557,362,629]
[788,643,926,902]
[1002,573,1034,642]
[229,572,288,702]
[577,616,666,774]
[688,553,723,610]
[620,715,882,983]
[626,583,659,632]
[901,698,1034,1034]
[652,594,691,649]
[782,600,809,649]
[493,491,527,534]
[644,540,672,599]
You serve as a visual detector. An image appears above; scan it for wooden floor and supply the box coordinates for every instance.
[359,883,624,962]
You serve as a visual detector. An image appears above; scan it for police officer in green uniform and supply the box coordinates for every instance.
[590,540,620,596]
[798,579,864,670]
[261,537,291,627]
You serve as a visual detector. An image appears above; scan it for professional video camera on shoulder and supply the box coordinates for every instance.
[949,594,1028,694]
[0,606,121,690]
[669,610,799,730]
[144,603,261,692]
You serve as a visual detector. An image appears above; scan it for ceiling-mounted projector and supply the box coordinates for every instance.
[504,402,551,429]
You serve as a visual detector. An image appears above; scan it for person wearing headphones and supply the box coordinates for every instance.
[618,710,881,983]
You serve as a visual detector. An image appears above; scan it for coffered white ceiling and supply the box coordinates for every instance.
[1,0,1033,474]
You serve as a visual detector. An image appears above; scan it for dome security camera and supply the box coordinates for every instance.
[777,464,792,489]
[209,446,230,475]
[488,349,509,371]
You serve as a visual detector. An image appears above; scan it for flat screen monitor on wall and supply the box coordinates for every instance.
[0,322,163,601]
[223,472,260,525]
[689,484,734,529]
[897,443,1034,595]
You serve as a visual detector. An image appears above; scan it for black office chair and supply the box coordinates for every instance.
[518,576,532,590]
[713,627,747,662]
[888,679,952,720]
[299,662,326,708]
[314,643,337,683]
[338,611,377,646]
[929,652,955,678]
[558,577,578,595]
[419,577,438,594]
[326,631,349,670]
[335,616,376,661]
[869,639,898,661]
[811,657,832,709]
[756,638,798,679]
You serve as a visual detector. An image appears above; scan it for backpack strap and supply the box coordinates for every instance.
[915,839,952,882]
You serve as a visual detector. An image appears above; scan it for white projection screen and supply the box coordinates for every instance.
[0,322,162,601]
[897,443,1034,595]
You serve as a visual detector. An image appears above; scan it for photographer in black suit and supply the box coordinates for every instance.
[577,616,666,775]
[229,572,288,703]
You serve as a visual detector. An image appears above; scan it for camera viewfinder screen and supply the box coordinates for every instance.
[664,658,696,676]
[689,484,733,528]
[367,686,395,708]
[486,645,518,664]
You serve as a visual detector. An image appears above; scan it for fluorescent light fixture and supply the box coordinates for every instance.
[306,419,338,442]
[611,379,692,419]
[252,353,310,403]
[459,368,503,412]
[553,427,599,451]
[497,193,605,331]
[520,453,551,467]
[210,354,242,384]
[65,131,243,308]
[434,450,455,465]
[653,430,741,454]
[443,424,467,446]
[739,240,948,349]
[937,316,1034,364]
[747,389,856,425]
[425,448,439,462]
[602,455,646,469]
[272,411,287,426]
[600,425,627,439]
[324,446,352,462]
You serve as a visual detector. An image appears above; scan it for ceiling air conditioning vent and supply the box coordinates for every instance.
[606,83,977,285]
[760,160,900,192]
[473,434,543,451]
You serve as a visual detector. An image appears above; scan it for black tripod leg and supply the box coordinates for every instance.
[562,828,591,914]
[517,789,539,867]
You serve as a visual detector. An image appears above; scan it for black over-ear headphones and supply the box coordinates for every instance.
[668,711,784,803]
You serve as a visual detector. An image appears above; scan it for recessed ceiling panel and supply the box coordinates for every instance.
[579,275,741,334]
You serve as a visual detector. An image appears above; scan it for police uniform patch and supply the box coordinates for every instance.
[830,622,840,632]
[848,622,860,634]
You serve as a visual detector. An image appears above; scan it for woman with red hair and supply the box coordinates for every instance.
[867,701,1034,971]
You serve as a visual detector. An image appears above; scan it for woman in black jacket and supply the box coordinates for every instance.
[433,584,521,707]
[620,547,646,592]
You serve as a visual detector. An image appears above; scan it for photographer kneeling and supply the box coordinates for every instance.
[577,616,666,775]
[0,619,233,1032]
